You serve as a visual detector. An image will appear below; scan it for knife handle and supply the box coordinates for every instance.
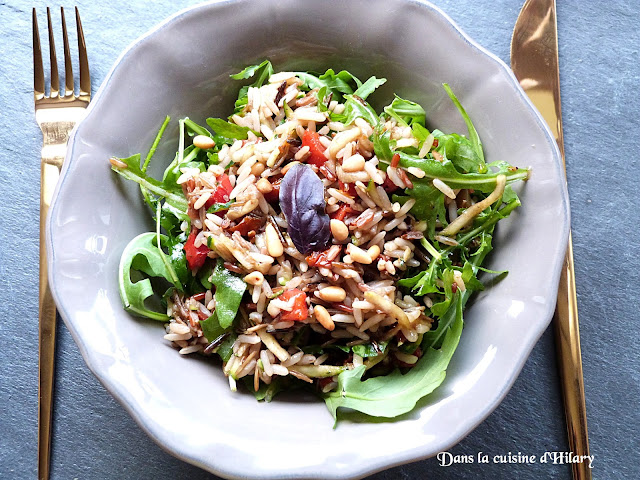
[554,231,592,480]
[38,161,60,480]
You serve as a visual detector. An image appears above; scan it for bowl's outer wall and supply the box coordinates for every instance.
[48,0,569,478]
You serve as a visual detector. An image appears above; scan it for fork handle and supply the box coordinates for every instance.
[38,161,60,480]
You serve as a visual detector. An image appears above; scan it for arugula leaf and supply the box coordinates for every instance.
[433,130,484,174]
[209,259,247,329]
[295,68,362,99]
[200,311,229,345]
[183,118,212,138]
[207,201,233,214]
[352,340,390,358]
[230,60,273,81]
[217,333,237,363]
[443,83,486,170]
[206,118,255,140]
[231,60,274,113]
[111,154,188,212]
[324,293,463,421]
[118,232,180,321]
[341,94,379,127]
[384,95,426,127]
[352,76,387,100]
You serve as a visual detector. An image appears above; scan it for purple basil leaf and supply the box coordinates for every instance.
[279,163,331,255]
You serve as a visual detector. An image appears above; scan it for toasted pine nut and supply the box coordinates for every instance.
[109,157,128,169]
[314,305,335,331]
[265,224,284,257]
[367,244,381,261]
[347,244,373,264]
[330,219,349,241]
[341,154,366,172]
[193,135,215,150]
[244,271,264,286]
[256,177,273,194]
[251,162,266,176]
[281,161,300,175]
[316,286,346,302]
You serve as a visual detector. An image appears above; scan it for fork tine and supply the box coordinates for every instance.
[75,7,91,98]
[32,9,45,100]
[46,7,59,97]
[60,7,74,97]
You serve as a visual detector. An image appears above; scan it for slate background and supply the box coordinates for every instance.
[1,0,638,478]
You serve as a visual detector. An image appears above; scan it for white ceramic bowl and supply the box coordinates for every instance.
[48,0,569,478]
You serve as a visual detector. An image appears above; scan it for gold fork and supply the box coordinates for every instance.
[33,7,90,480]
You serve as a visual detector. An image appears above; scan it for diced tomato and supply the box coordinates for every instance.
[204,174,233,208]
[263,176,282,203]
[330,204,357,222]
[184,229,209,270]
[228,214,264,236]
[305,250,333,269]
[301,130,328,167]
[279,288,308,321]
[382,173,400,193]
[338,180,357,197]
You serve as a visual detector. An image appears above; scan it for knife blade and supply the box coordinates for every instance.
[510,2,592,479]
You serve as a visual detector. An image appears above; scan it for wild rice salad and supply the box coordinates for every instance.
[111,61,529,422]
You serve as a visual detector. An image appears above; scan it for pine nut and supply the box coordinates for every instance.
[347,244,373,264]
[314,305,335,331]
[367,244,381,261]
[341,154,366,172]
[281,161,300,175]
[244,271,264,286]
[330,219,349,241]
[193,135,215,150]
[265,224,284,257]
[256,177,273,194]
[316,286,346,302]
[109,157,128,169]
[251,162,266,176]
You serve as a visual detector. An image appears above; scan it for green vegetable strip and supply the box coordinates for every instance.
[142,115,171,172]
[183,118,211,137]
[111,164,188,211]
[443,83,485,168]
[155,201,181,288]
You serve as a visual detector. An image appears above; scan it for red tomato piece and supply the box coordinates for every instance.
[382,173,400,193]
[330,204,357,222]
[263,176,283,203]
[184,229,209,270]
[302,130,328,167]
[338,180,357,197]
[205,174,233,208]
[279,288,309,321]
[228,215,264,236]
[305,250,332,269]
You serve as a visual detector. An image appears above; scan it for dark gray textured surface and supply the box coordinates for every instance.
[1,0,638,478]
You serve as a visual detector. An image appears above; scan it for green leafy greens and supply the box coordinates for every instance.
[110,61,528,426]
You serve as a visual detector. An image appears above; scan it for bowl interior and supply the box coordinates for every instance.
[48,1,569,478]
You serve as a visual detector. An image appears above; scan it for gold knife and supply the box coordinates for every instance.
[511,2,591,479]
